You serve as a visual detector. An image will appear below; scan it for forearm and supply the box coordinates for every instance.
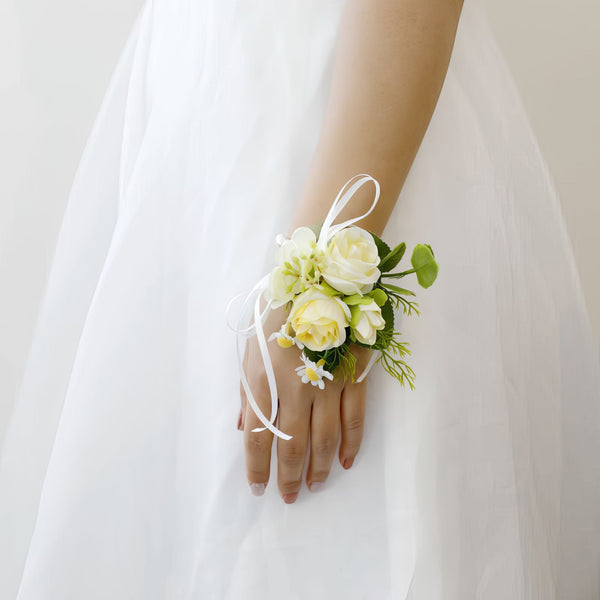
[290,0,464,236]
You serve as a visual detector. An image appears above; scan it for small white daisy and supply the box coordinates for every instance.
[268,323,304,349]
[295,354,334,389]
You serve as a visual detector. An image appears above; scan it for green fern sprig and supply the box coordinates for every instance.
[377,333,416,390]
[392,294,420,317]
[337,345,358,382]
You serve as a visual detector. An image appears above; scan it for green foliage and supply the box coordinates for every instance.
[410,243,439,289]
[303,346,329,367]
[380,299,394,339]
[378,242,438,291]
[375,282,420,317]
[394,296,420,316]
[380,270,414,280]
[303,340,357,382]
[315,281,342,297]
[382,284,415,297]
[337,346,358,382]
[377,333,416,390]
[379,242,406,273]
[370,233,391,261]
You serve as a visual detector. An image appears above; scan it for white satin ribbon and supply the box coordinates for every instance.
[317,173,381,250]
[226,173,381,440]
[355,349,381,383]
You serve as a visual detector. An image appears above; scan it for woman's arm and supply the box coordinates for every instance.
[291,0,464,235]
[242,0,464,502]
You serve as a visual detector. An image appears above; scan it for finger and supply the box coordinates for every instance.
[307,390,341,491]
[239,346,250,430]
[238,382,247,431]
[244,374,274,497]
[339,378,367,469]
[277,393,311,504]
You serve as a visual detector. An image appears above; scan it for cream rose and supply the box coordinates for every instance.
[321,227,380,295]
[289,288,351,351]
[350,299,385,346]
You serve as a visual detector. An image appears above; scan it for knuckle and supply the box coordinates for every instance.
[344,414,364,434]
[343,441,361,456]
[313,435,336,457]
[311,470,331,482]
[279,442,306,466]
[245,433,271,455]
[246,469,268,484]
[279,479,301,494]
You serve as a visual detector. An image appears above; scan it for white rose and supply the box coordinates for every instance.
[267,265,303,308]
[350,299,385,346]
[321,227,380,295]
[276,226,318,265]
[267,227,322,304]
[289,288,351,352]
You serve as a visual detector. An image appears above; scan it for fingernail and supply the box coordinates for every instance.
[343,457,354,470]
[237,409,243,431]
[249,483,265,496]
[309,481,324,492]
[282,492,298,504]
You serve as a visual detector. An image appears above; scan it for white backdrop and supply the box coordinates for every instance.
[1,0,599,443]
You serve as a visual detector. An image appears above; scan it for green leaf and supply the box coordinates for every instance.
[302,347,323,363]
[370,232,391,262]
[410,244,439,289]
[315,281,342,297]
[303,347,339,374]
[381,270,413,279]
[381,284,415,296]
[337,345,358,381]
[380,299,394,336]
[374,299,395,350]
[379,242,406,273]
[303,342,358,381]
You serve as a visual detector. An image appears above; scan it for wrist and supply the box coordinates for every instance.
[288,178,390,237]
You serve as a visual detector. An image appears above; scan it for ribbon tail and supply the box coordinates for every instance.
[355,349,380,383]
[236,327,292,440]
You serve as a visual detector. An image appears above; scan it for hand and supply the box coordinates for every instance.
[237,306,370,503]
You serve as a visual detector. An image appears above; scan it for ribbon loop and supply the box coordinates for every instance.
[317,173,381,251]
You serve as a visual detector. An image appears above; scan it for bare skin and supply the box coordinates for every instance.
[239,0,464,503]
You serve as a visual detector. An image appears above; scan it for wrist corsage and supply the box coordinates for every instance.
[227,174,439,440]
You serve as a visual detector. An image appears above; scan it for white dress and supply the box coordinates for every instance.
[1,1,599,598]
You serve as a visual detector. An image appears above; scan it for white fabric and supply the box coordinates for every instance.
[2,1,600,598]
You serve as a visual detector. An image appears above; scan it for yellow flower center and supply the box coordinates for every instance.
[277,336,294,348]
[305,367,320,382]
